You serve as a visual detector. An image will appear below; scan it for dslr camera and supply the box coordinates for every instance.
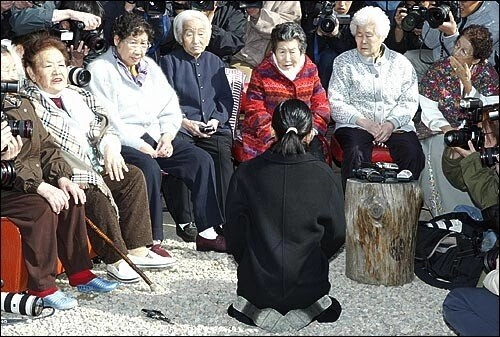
[401,1,460,32]
[56,20,107,54]
[401,2,428,32]
[314,1,351,34]
[426,1,461,28]
[444,98,499,152]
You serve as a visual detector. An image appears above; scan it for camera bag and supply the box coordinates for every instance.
[414,211,492,289]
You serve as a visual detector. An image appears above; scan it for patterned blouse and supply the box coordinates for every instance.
[241,53,330,161]
[416,57,499,140]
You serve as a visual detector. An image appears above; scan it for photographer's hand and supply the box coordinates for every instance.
[1,121,23,160]
[438,10,458,37]
[451,140,476,159]
[68,41,89,67]
[58,177,86,205]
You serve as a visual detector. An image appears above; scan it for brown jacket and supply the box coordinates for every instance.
[3,95,73,194]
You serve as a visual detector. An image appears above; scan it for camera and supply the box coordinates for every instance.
[480,146,499,167]
[190,1,215,11]
[67,66,91,87]
[426,1,461,29]
[443,98,498,150]
[200,125,215,133]
[1,113,33,139]
[313,1,351,34]
[483,244,499,273]
[401,4,428,32]
[69,21,107,54]
[1,292,43,316]
[0,80,19,94]
[56,20,107,54]
[238,1,263,9]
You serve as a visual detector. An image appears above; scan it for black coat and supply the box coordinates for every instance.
[224,150,346,314]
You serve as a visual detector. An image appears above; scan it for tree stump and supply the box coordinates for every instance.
[344,179,423,286]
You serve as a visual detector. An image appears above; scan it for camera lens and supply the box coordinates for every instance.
[320,15,337,34]
[83,32,107,54]
[401,7,425,32]
[444,129,472,148]
[426,5,450,28]
[1,292,44,316]
[1,160,17,188]
[67,66,91,87]
[7,120,33,138]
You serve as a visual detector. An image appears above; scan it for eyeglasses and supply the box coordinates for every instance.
[453,43,473,58]
[124,39,151,50]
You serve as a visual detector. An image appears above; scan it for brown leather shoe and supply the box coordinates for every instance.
[196,234,227,253]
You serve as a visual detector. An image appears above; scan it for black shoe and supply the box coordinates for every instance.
[215,225,224,236]
[176,222,198,242]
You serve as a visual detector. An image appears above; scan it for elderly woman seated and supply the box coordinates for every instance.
[21,33,175,284]
[328,5,425,191]
[238,21,331,164]
[87,12,226,253]
[160,9,234,226]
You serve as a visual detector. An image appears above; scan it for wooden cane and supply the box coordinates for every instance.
[85,217,158,292]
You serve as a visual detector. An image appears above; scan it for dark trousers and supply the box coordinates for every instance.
[135,133,223,233]
[335,127,425,191]
[121,145,164,242]
[443,287,499,336]
[164,131,233,224]
[84,165,153,264]
[1,193,92,291]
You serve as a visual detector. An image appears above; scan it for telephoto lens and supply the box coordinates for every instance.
[1,160,17,188]
[6,120,33,138]
[1,292,44,316]
[67,66,91,87]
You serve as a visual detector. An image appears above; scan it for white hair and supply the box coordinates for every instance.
[349,6,391,40]
[173,10,212,45]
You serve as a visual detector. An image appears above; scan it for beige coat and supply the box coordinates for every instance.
[232,1,301,68]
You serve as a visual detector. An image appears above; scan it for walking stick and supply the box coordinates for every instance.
[85,217,158,292]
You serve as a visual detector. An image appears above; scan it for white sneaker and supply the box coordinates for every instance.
[106,261,140,283]
[127,250,176,268]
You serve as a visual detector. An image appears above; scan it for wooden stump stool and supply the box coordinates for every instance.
[344,179,423,286]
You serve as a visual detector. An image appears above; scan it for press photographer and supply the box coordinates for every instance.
[301,1,363,89]
[53,1,107,67]
[386,1,434,55]
[442,97,499,212]
[440,97,499,337]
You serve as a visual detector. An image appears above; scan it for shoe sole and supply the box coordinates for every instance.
[106,271,140,284]
[132,261,177,269]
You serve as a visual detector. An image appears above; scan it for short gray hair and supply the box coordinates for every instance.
[350,6,390,40]
[270,22,307,54]
[173,10,212,45]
